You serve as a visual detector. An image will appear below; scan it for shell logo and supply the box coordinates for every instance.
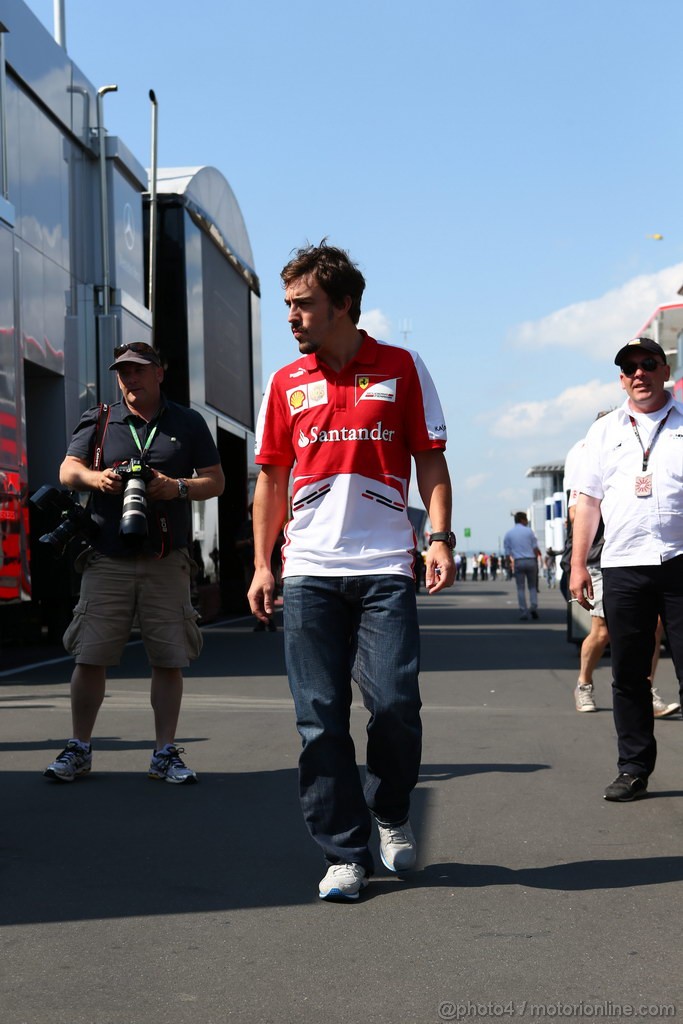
[289,389,306,410]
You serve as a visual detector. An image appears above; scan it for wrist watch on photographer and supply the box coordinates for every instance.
[177,478,189,500]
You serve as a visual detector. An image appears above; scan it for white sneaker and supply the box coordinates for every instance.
[575,683,597,712]
[43,740,92,782]
[148,745,198,784]
[651,687,680,719]
[377,820,417,873]
[318,863,368,901]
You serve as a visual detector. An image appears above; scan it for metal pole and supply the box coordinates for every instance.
[53,0,66,49]
[148,89,158,345]
[0,23,9,201]
[97,85,117,315]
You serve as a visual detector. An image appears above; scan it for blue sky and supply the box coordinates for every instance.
[24,0,683,549]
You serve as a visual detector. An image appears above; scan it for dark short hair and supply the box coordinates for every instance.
[514,512,528,524]
[281,240,366,325]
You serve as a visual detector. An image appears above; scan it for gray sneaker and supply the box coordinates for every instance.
[44,740,92,782]
[575,683,597,712]
[318,863,368,901]
[148,745,198,784]
[377,819,417,873]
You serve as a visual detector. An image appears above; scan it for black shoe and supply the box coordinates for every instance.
[604,773,648,802]
[530,609,539,620]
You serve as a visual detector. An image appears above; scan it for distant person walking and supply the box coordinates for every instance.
[503,512,542,620]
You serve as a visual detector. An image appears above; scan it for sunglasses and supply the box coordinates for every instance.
[620,357,664,376]
[113,342,161,363]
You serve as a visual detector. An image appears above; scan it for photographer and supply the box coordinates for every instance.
[44,343,224,784]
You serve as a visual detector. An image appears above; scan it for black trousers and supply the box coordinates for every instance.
[603,555,683,779]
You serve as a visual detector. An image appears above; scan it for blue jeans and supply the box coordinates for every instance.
[283,574,422,874]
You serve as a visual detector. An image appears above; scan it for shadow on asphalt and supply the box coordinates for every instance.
[6,755,675,925]
[1,620,581,683]
[419,763,551,781]
[0,736,209,752]
[1,759,543,925]
[0,592,577,684]
[419,630,577,674]
[6,764,682,925]
[3,766,317,925]
[418,856,683,890]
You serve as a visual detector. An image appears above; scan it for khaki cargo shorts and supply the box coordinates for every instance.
[63,549,203,667]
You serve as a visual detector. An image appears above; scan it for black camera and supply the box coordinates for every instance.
[114,458,155,545]
[30,485,99,557]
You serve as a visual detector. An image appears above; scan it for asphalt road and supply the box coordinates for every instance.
[2,578,683,1024]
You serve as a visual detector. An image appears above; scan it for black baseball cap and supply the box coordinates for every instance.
[614,337,666,367]
[108,342,161,370]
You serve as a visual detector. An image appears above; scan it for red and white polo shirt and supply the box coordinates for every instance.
[255,333,447,577]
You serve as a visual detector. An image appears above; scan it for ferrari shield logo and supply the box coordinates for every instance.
[355,375,398,405]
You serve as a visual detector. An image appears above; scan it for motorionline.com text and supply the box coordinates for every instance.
[437,1001,676,1021]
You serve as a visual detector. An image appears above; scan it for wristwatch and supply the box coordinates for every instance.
[428,531,456,549]
[177,478,189,499]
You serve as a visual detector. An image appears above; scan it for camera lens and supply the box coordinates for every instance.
[119,477,148,543]
[40,519,78,555]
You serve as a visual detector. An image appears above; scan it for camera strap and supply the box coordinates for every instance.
[91,403,111,470]
[153,511,170,559]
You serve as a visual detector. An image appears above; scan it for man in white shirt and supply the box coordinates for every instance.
[570,337,683,801]
[503,512,542,620]
[564,422,679,718]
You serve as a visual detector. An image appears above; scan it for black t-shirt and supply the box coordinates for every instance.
[66,397,220,557]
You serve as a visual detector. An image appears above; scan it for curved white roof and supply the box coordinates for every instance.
[155,166,257,284]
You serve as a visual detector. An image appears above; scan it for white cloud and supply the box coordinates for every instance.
[463,472,491,492]
[489,379,623,440]
[509,263,683,357]
[359,308,392,340]
[496,486,532,503]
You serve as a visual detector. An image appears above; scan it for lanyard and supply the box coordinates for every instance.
[127,418,158,456]
[628,409,671,472]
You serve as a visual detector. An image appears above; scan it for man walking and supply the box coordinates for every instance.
[503,512,542,620]
[570,337,683,801]
[248,241,455,900]
[564,425,679,718]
